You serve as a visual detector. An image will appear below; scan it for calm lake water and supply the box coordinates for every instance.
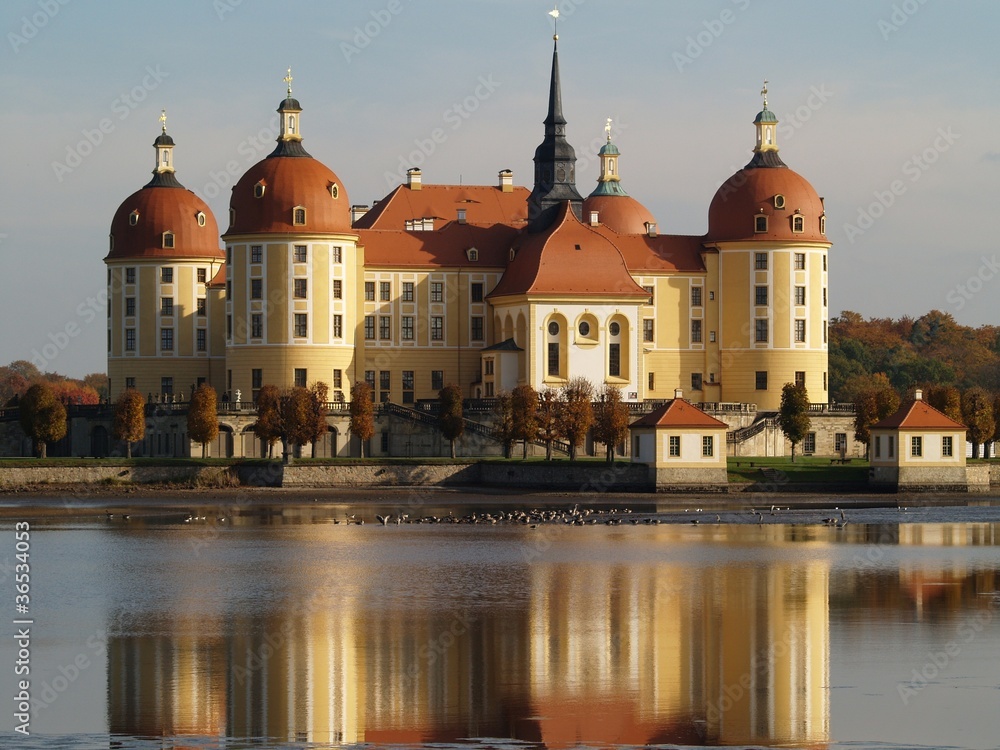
[1,496,999,749]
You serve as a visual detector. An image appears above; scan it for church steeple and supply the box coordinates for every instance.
[270,67,312,158]
[746,80,787,169]
[590,118,629,197]
[146,109,184,188]
[528,28,583,232]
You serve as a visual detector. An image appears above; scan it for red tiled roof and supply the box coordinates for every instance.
[583,193,656,235]
[359,222,520,268]
[107,185,224,261]
[207,266,226,288]
[354,183,530,230]
[489,202,650,299]
[630,399,729,429]
[606,231,706,273]
[872,399,967,430]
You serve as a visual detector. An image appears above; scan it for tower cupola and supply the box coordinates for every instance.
[748,80,787,168]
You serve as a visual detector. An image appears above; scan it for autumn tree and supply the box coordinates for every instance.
[254,385,283,458]
[592,384,630,463]
[187,384,219,458]
[83,373,110,401]
[492,391,516,459]
[308,381,330,458]
[349,381,374,458]
[559,377,594,461]
[961,387,995,459]
[19,382,66,458]
[511,384,539,459]
[282,387,315,457]
[853,373,900,455]
[438,384,465,459]
[926,384,963,424]
[112,388,146,459]
[778,383,811,462]
[991,393,1000,459]
[536,388,562,461]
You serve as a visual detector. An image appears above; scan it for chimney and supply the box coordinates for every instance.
[351,204,369,224]
[589,211,600,227]
[499,169,513,193]
[457,208,467,224]
[406,167,422,190]
[915,388,923,401]
[646,222,658,238]
[674,389,684,400]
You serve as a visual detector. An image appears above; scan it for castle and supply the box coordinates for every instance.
[101,36,835,457]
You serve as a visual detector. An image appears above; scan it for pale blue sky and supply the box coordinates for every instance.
[2,0,998,378]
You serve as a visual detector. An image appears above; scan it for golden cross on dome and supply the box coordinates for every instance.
[605,117,613,142]
[284,67,293,97]
[548,5,559,40]
[159,108,167,133]
[760,79,769,108]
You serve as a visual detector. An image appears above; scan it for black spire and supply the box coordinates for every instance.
[528,38,583,232]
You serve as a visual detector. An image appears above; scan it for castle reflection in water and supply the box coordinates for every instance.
[105,521,998,748]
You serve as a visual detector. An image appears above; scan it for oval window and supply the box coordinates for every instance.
[609,322,621,336]
[548,321,559,336]
[579,321,590,337]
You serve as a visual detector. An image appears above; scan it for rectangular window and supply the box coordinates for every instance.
[161,297,173,316]
[198,268,207,283]
[294,368,307,388]
[485,382,495,397]
[548,342,560,377]
[196,297,206,316]
[431,282,443,302]
[471,316,484,341]
[227,315,232,339]
[251,313,262,338]
[823,255,828,271]
[836,433,848,454]
[795,286,806,306]
[691,286,702,307]
[125,328,136,351]
[333,314,343,339]
[161,267,173,283]
[333,370,343,389]
[251,279,262,299]
[381,431,389,452]
[755,252,768,270]
[691,372,703,391]
[889,435,895,458]
[609,343,621,377]
[364,315,375,340]
[755,371,768,390]
[824,371,828,390]
[251,245,263,263]
[294,313,307,338]
[702,435,714,457]
[380,281,391,301]
[754,216,768,233]
[643,319,654,342]
[643,285,654,304]
[431,316,443,341]
[379,370,390,392]
[823,288,828,307]
[648,372,655,391]
[875,436,881,459]
[401,316,414,340]
[364,282,375,301]
[331,279,342,300]
[471,282,484,303]
[160,328,173,351]
[755,286,768,306]
[252,369,263,389]
[226,247,232,265]
[126,267,136,284]
[196,328,206,351]
[795,319,806,343]
[795,371,806,387]
[432,371,444,391]
[226,281,232,301]
[709,330,716,343]
[668,435,680,457]
[379,316,391,340]
[125,377,135,390]
[755,319,768,343]
[691,320,702,344]
[365,370,375,389]
[125,297,135,316]
[161,376,173,395]
[293,245,307,263]
[402,371,414,404]
[911,436,923,458]
[794,252,806,270]
[294,279,307,298]
[402,281,414,302]
[942,436,953,457]
[333,246,342,263]
[484,359,495,376]
[804,432,816,454]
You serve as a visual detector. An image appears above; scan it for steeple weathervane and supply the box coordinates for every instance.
[605,117,613,143]
[159,108,167,133]
[760,79,768,109]
[284,67,293,97]
[549,5,559,40]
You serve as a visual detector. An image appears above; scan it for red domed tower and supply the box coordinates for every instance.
[705,83,831,410]
[222,71,360,405]
[106,112,225,401]
[583,121,658,235]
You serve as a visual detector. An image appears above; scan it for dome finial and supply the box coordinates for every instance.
[760,79,769,109]
[284,67,293,97]
[549,5,559,41]
[605,117,613,143]
[159,108,167,133]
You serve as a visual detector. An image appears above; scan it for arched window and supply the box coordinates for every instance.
[129,210,139,226]
[293,207,306,225]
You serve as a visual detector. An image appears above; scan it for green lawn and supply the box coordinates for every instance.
[727,455,870,484]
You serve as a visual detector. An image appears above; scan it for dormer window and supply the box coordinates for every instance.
[293,206,306,226]
[754,215,768,233]
[329,183,339,199]
[792,213,805,233]
[196,211,206,227]
[254,182,266,199]
[162,231,175,249]
[129,210,139,226]
[508,249,516,262]
[466,247,479,262]
[229,208,236,226]
[820,214,827,235]
[774,194,785,209]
